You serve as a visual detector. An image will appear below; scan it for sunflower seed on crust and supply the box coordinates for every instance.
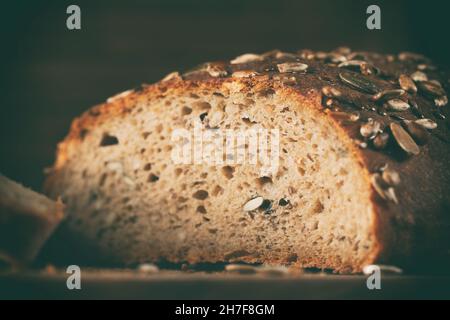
[418,81,446,97]
[243,197,264,211]
[435,96,448,107]
[382,167,401,186]
[386,99,410,111]
[339,71,380,94]
[399,74,417,93]
[277,62,308,73]
[232,70,260,78]
[373,132,389,149]
[371,173,399,204]
[231,53,263,64]
[410,71,428,82]
[371,89,406,102]
[360,118,382,139]
[414,119,438,130]
[321,86,342,98]
[338,60,365,69]
[402,121,429,146]
[390,122,420,155]
[161,71,181,82]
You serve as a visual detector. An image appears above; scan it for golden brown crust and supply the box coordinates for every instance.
[46,48,450,272]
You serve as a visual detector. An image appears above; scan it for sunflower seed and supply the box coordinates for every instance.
[225,264,256,274]
[161,71,181,82]
[277,62,308,73]
[363,264,403,275]
[107,89,133,103]
[360,118,382,138]
[418,81,446,97]
[403,120,429,145]
[338,60,365,69]
[409,99,424,118]
[386,99,410,111]
[398,52,427,62]
[321,86,342,98]
[231,53,263,64]
[333,46,352,55]
[297,49,315,60]
[382,167,401,186]
[371,173,389,200]
[256,265,289,276]
[138,263,159,273]
[330,111,360,122]
[371,89,406,102]
[390,122,420,155]
[360,62,378,76]
[373,132,389,149]
[339,72,380,94]
[206,62,228,77]
[384,187,399,204]
[414,119,438,130]
[417,64,436,71]
[274,51,299,59]
[435,96,448,107]
[243,197,264,211]
[410,71,428,82]
[399,74,417,93]
[232,70,260,78]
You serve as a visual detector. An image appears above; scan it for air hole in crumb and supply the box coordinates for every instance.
[199,112,208,121]
[142,132,151,139]
[193,101,211,111]
[256,176,273,188]
[174,168,183,176]
[312,199,324,214]
[279,198,290,206]
[221,166,235,179]
[100,134,119,146]
[200,172,208,178]
[192,190,208,200]
[144,163,152,171]
[148,174,159,182]
[211,185,224,196]
[155,124,163,133]
[196,205,207,214]
[181,106,192,115]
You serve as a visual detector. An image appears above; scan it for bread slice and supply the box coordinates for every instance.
[0,174,64,267]
[44,49,450,273]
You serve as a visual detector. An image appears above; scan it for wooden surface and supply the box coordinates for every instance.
[1,269,449,299]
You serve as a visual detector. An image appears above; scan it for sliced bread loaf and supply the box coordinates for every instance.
[44,49,450,273]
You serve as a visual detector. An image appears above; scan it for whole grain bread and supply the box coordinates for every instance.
[0,174,64,267]
[44,48,450,273]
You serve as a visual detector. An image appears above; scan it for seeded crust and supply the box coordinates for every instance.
[44,49,450,273]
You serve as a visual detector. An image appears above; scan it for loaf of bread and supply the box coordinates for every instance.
[0,174,64,267]
[44,48,450,273]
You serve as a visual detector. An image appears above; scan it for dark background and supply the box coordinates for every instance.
[1,0,449,190]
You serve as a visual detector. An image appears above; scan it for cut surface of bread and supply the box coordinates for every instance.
[44,49,450,273]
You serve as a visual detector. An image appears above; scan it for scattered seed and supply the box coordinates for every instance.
[371,173,389,200]
[338,60,365,69]
[415,119,438,130]
[243,197,264,211]
[390,122,420,155]
[277,62,308,73]
[410,71,428,82]
[363,264,403,275]
[386,99,410,111]
[371,89,405,102]
[399,74,417,93]
[385,187,399,204]
[360,118,382,138]
[230,53,263,64]
[373,132,389,149]
[225,264,256,274]
[138,263,159,273]
[339,71,380,94]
